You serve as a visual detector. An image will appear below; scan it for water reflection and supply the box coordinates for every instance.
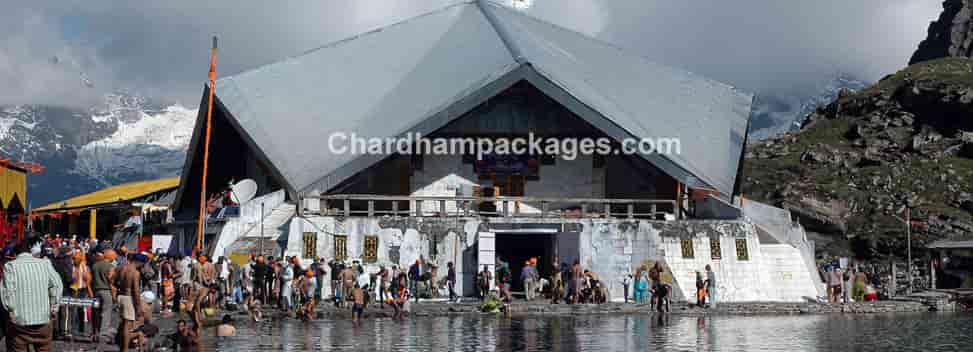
[208,313,973,351]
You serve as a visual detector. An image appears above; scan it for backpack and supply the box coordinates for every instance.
[54,258,74,286]
[498,267,510,283]
[143,260,159,281]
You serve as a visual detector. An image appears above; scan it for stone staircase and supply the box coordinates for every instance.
[210,190,291,258]
[239,202,296,239]
[890,291,959,312]
[213,202,296,258]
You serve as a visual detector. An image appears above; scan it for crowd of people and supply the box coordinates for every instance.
[822,264,880,304]
[0,233,737,351]
[0,234,237,351]
[478,257,680,313]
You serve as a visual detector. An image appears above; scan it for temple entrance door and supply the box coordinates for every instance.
[494,233,556,294]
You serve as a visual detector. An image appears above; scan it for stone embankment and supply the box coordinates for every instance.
[312,294,956,318]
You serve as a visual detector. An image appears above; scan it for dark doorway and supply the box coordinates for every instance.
[495,233,555,294]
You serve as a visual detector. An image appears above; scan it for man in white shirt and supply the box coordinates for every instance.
[218,257,231,305]
[241,259,253,296]
[280,259,294,311]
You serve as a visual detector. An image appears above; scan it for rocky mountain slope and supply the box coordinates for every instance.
[0,94,194,206]
[910,0,973,65]
[742,58,973,258]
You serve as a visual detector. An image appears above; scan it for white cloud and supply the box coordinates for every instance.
[0,0,945,108]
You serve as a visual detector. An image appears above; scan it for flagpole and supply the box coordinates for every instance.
[906,206,912,295]
[197,36,218,255]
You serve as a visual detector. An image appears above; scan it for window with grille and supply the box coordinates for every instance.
[363,236,379,263]
[302,232,317,259]
[334,235,348,261]
[735,238,749,261]
[680,239,694,259]
[710,238,722,260]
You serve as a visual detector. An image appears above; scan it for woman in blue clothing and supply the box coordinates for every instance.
[634,269,649,304]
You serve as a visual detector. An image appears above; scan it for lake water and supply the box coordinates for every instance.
[207,313,973,351]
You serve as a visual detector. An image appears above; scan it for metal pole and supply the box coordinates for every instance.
[907,207,912,295]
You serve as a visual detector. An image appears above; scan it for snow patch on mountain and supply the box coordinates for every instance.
[0,106,46,158]
[74,104,196,186]
[749,75,868,140]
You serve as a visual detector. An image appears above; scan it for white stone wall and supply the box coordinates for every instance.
[662,223,820,302]
[662,229,772,302]
[286,216,473,297]
[579,220,665,301]
[759,244,822,301]
[282,215,820,302]
[410,155,479,214]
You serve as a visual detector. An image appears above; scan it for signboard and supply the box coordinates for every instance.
[475,153,539,179]
[152,235,173,254]
[60,297,100,308]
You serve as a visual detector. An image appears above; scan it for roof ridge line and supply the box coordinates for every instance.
[219,0,477,82]
[476,0,525,63]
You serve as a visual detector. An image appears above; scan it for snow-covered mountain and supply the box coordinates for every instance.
[0,94,195,206]
[748,75,868,140]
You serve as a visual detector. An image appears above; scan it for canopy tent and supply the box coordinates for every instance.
[34,177,179,213]
[32,177,179,241]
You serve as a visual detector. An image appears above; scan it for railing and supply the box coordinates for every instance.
[311,194,679,220]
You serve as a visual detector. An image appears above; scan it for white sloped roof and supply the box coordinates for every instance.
[200,0,753,198]
[480,2,751,195]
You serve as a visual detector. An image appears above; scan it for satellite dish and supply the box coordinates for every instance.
[230,179,258,204]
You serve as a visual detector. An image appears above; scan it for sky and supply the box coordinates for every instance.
[0,0,943,108]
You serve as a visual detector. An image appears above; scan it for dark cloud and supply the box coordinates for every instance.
[0,0,941,107]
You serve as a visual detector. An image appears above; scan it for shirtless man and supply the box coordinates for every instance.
[189,255,217,328]
[571,261,582,304]
[340,266,356,308]
[352,283,365,323]
[393,273,408,319]
[114,254,146,352]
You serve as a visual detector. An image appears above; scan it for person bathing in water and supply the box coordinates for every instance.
[297,270,318,321]
[352,282,365,323]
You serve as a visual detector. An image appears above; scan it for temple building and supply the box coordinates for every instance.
[172,0,823,301]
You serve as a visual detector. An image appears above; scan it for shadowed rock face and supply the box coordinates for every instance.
[910,0,973,65]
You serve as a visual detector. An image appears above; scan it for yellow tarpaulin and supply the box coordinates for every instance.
[0,166,26,210]
[228,253,251,266]
[34,177,179,213]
